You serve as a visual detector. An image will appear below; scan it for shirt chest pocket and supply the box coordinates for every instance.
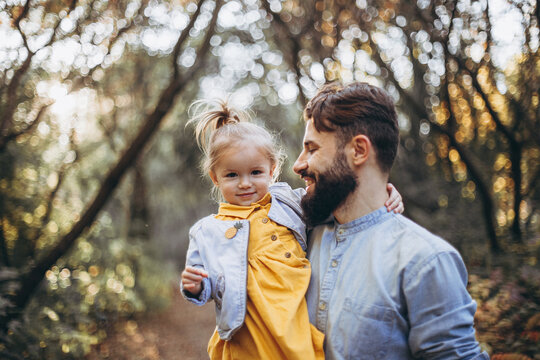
[334,298,395,360]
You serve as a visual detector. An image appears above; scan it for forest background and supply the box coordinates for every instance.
[0,0,539,358]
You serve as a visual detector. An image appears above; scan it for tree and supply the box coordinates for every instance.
[263,0,539,253]
[0,0,223,332]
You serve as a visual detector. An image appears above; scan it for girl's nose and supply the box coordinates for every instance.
[238,175,251,188]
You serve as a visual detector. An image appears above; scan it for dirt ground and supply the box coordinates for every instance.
[87,289,216,360]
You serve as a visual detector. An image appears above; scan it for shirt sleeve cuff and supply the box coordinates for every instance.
[180,277,211,305]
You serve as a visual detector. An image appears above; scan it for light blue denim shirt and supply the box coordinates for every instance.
[306,207,489,360]
[181,182,307,340]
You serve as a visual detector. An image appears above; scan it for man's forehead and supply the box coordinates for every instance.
[303,119,335,145]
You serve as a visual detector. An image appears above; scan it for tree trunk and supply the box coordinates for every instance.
[128,159,150,240]
[1,0,223,329]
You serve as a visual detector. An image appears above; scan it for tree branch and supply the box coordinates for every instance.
[27,129,80,258]
[7,0,223,322]
[0,0,79,143]
[0,220,9,267]
[441,82,500,251]
[70,0,143,91]
[173,0,204,80]
[262,1,308,105]
[0,104,50,152]
[451,56,524,242]
[364,4,500,251]
[12,0,31,29]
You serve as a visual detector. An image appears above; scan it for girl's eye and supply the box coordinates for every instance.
[252,170,262,175]
[225,173,237,178]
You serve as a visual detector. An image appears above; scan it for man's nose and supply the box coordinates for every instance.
[293,153,307,175]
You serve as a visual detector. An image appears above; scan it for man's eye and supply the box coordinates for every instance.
[307,148,317,154]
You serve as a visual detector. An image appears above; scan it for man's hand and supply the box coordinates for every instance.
[386,183,404,214]
[181,266,209,296]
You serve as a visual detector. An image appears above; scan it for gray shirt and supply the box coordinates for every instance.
[306,207,489,360]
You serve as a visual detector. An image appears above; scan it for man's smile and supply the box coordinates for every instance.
[303,177,315,192]
[299,170,316,192]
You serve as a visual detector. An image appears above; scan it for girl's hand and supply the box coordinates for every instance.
[385,183,404,214]
[181,266,209,297]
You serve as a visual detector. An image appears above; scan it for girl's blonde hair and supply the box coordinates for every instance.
[187,99,285,200]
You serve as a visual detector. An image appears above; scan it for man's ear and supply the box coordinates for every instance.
[350,134,370,166]
[209,170,218,185]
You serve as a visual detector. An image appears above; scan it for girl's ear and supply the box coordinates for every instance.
[270,163,276,178]
[209,170,218,185]
[350,134,370,166]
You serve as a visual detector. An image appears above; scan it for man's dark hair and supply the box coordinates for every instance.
[304,82,399,173]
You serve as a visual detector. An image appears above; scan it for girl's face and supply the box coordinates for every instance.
[209,142,275,206]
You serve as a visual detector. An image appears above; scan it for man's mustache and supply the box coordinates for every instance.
[298,169,316,180]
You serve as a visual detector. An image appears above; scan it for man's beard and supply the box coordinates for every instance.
[300,151,358,227]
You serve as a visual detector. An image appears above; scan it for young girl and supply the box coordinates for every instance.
[181,100,402,359]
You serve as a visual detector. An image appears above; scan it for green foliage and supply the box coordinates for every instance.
[0,230,174,360]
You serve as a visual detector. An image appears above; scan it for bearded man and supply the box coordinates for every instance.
[294,82,489,359]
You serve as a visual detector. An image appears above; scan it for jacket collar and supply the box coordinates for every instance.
[217,192,272,219]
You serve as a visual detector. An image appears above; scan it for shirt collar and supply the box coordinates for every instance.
[217,192,272,219]
[334,206,394,237]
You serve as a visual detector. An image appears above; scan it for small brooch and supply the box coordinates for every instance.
[225,222,243,239]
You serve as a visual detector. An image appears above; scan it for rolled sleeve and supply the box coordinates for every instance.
[180,226,212,305]
[181,276,211,305]
[405,251,486,359]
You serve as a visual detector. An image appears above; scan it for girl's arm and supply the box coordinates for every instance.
[181,222,212,305]
[385,183,404,214]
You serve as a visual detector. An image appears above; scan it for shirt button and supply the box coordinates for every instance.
[338,229,344,235]
[319,302,326,310]
[262,218,269,224]
[331,260,338,267]
[285,252,291,258]
[271,235,277,241]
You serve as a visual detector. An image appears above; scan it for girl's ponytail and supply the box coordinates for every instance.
[188,99,251,154]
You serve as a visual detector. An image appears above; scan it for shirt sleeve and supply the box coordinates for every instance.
[404,251,489,360]
[180,225,212,306]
